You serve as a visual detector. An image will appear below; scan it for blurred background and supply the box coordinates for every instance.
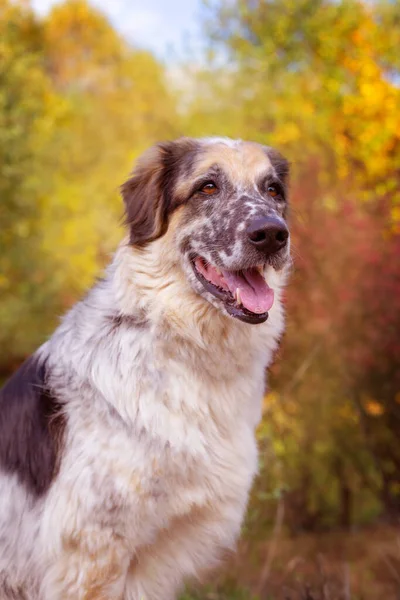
[1,0,400,598]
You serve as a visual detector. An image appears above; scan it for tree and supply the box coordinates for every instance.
[0,0,181,371]
[187,0,400,530]
[38,0,181,300]
[0,0,62,366]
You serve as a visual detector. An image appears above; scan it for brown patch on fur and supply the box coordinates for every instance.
[82,558,122,600]
[61,530,128,600]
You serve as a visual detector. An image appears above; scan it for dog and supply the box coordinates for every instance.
[0,137,291,599]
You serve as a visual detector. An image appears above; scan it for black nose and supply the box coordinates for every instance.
[247,216,289,255]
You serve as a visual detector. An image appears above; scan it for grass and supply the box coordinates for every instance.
[181,524,400,600]
[180,584,257,600]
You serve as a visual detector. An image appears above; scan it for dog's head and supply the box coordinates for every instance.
[121,137,290,325]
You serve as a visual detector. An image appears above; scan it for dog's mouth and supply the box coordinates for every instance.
[191,256,274,324]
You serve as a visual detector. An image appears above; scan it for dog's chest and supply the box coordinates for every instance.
[127,363,259,498]
[51,322,271,558]
[74,336,264,543]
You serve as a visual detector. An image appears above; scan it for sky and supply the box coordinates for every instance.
[31,0,206,62]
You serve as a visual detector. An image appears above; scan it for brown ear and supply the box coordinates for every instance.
[121,138,199,246]
[121,144,168,246]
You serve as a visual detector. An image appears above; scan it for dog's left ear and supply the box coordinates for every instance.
[264,147,290,190]
[121,138,198,246]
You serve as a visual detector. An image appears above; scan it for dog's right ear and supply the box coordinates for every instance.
[121,139,199,247]
[121,144,168,247]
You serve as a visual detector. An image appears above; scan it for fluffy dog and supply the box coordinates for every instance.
[0,137,291,599]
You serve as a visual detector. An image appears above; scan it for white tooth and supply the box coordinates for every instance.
[236,288,242,305]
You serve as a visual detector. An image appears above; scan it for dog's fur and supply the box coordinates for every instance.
[0,137,291,599]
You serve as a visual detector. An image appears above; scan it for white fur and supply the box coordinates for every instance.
[0,228,288,599]
[200,136,241,149]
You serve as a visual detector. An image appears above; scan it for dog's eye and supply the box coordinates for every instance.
[200,182,218,195]
[267,185,279,197]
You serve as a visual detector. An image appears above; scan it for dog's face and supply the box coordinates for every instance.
[121,137,290,325]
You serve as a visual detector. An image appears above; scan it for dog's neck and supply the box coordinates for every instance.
[107,238,286,365]
[113,240,236,338]
[44,237,287,430]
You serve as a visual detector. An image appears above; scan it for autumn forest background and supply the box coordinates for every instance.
[1,0,400,598]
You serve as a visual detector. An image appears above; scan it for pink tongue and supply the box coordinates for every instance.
[221,268,274,314]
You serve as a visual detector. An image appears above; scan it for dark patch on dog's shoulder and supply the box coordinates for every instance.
[0,355,65,497]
